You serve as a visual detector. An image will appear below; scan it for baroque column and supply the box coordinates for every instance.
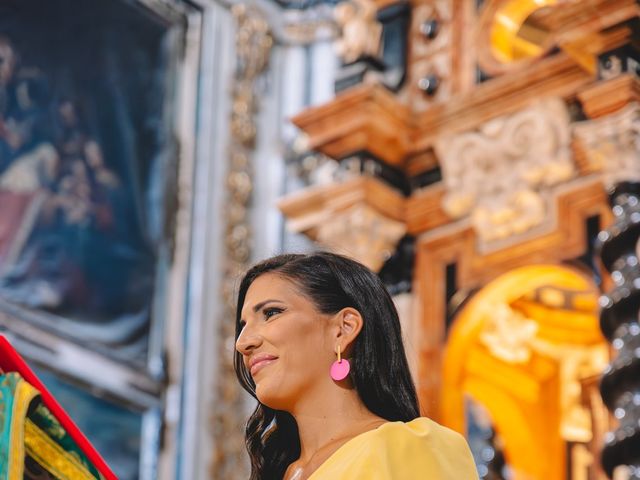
[576,50,640,478]
[597,182,640,479]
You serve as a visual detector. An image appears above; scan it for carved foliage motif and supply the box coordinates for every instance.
[573,102,640,189]
[333,0,382,64]
[211,5,272,479]
[316,203,406,272]
[436,98,575,244]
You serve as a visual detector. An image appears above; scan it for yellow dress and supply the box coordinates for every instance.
[308,417,479,479]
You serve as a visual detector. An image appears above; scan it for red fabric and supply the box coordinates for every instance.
[0,335,118,479]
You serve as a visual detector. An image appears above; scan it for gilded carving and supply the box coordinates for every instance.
[482,0,557,66]
[435,98,575,244]
[573,101,640,189]
[480,292,608,444]
[211,5,272,479]
[525,284,609,443]
[530,338,608,443]
[479,303,538,364]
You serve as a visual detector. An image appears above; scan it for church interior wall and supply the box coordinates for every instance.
[1,0,639,479]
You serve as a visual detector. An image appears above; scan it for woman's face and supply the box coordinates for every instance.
[236,273,335,411]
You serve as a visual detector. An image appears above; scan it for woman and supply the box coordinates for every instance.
[234,252,478,479]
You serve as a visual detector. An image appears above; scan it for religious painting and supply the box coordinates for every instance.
[0,0,181,363]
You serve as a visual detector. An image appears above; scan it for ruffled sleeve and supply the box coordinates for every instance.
[309,417,479,480]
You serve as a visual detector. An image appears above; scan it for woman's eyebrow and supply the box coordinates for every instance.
[252,299,285,312]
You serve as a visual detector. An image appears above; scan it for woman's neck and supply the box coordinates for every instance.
[290,387,386,465]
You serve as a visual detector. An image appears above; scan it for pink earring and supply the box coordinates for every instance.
[330,345,350,381]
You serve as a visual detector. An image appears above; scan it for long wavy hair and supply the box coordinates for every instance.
[233,252,420,480]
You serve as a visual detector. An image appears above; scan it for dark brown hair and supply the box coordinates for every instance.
[234,252,420,480]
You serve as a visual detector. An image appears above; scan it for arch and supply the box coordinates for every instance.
[441,264,605,480]
[464,380,543,478]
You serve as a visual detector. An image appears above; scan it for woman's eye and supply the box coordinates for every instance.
[263,307,282,319]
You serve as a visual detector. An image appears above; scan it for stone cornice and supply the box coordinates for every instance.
[292,55,594,166]
[534,0,638,45]
[577,74,640,119]
[291,84,413,167]
[279,175,456,238]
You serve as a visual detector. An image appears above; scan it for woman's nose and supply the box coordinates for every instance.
[235,327,262,355]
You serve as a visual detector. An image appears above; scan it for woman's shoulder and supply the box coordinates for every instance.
[366,417,474,459]
[372,417,457,438]
[375,417,468,444]
[311,417,479,479]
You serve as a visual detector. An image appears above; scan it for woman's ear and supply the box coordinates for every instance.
[334,307,363,354]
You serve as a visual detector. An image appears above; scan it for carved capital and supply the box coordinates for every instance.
[573,101,640,189]
[317,203,406,271]
[278,176,406,271]
[435,97,575,244]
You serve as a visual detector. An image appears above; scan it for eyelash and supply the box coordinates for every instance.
[238,307,283,330]
[263,307,283,319]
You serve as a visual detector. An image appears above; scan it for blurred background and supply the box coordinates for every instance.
[0,0,638,478]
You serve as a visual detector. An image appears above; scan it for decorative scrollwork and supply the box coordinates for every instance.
[211,5,272,479]
[573,102,640,189]
[435,98,575,245]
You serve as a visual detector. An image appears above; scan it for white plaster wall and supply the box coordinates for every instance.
[166,2,236,479]
[170,6,340,478]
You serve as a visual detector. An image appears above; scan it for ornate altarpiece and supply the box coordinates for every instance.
[280,0,640,479]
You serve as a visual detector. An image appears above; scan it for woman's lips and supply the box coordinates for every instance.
[251,358,277,376]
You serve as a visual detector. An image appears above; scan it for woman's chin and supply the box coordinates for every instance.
[256,386,289,410]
